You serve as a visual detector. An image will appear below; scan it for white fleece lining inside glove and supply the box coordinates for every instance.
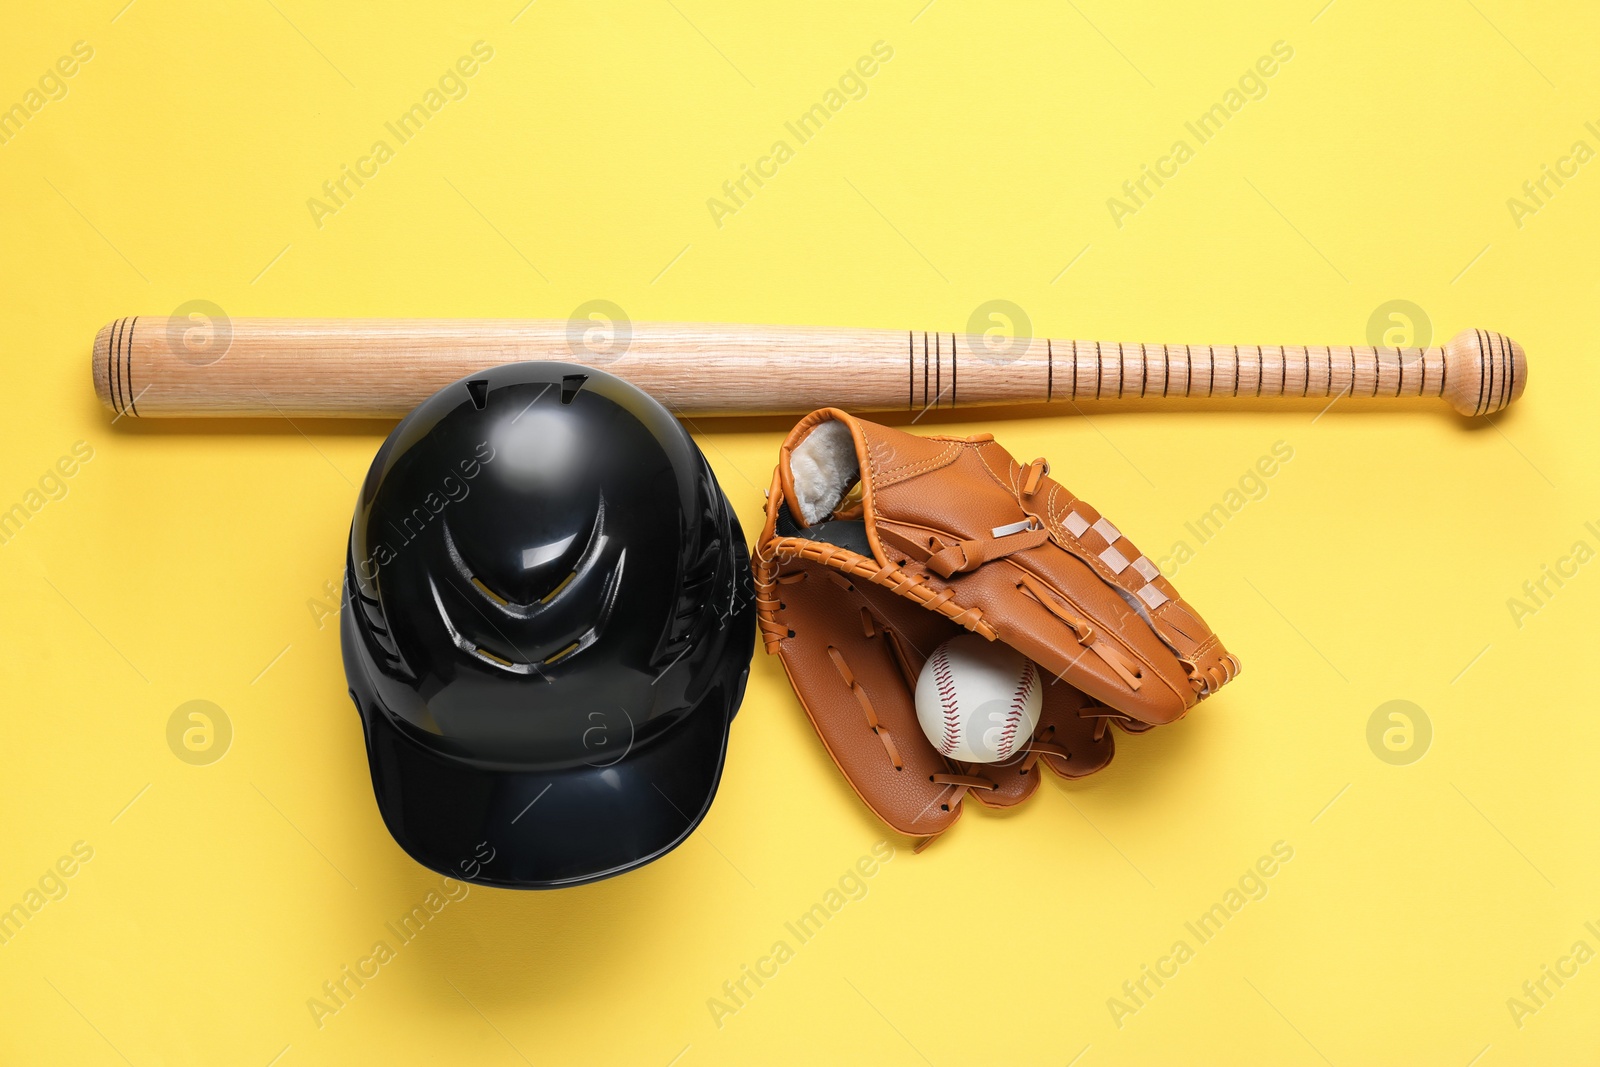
[789,419,858,525]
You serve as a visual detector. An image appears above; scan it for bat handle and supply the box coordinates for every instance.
[1255,328,1524,415]
[1081,329,1521,415]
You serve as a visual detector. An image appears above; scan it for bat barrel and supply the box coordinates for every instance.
[93,317,929,419]
[92,317,1525,419]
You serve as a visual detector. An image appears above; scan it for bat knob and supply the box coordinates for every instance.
[91,319,116,413]
[1441,329,1525,416]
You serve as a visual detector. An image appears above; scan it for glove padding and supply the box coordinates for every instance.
[753,408,1239,842]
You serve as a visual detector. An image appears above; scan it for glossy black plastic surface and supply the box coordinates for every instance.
[342,362,754,888]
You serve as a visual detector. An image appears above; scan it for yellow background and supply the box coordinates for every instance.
[2,1,1596,1063]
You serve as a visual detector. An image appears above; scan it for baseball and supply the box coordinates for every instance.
[914,634,1042,764]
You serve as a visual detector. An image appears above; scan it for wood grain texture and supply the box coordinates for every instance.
[91,317,1527,419]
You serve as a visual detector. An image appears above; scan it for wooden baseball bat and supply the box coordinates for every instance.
[92,317,1525,419]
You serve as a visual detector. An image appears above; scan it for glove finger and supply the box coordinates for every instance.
[771,556,973,837]
[1035,680,1118,779]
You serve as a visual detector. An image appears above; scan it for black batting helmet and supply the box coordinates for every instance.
[341,361,754,888]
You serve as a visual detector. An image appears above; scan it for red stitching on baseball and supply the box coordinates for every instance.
[996,659,1036,761]
[932,648,960,755]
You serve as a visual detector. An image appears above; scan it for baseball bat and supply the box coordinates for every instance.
[92,317,1525,419]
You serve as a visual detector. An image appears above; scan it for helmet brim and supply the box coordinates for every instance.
[354,665,744,890]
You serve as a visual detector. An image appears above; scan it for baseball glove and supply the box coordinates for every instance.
[753,408,1240,844]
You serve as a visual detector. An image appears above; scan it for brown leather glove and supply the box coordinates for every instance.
[753,408,1240,844]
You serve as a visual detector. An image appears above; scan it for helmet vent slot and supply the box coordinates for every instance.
[465,378,490,410]
[429,575,545,675]
[470,576,510,606]
[469,568,581,611]
[560,374,588,405]
[541,570,578,604]
[444,513,604,611]
[543,641,581,665]
[355,587,407,669]
[473,645,516,668]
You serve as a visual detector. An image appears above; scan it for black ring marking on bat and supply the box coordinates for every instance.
[940,334,953,409]
[114,317,128,415]
[126,317,140,416]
